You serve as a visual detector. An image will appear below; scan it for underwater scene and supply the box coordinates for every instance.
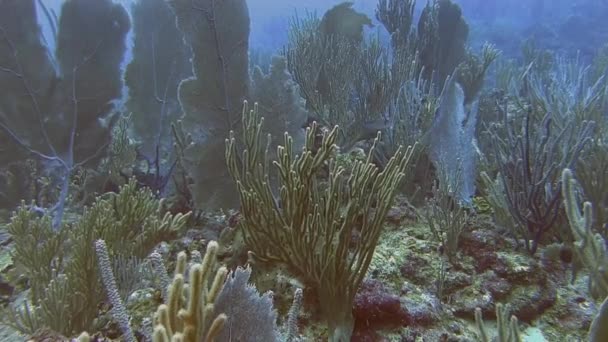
[0,0,607,341]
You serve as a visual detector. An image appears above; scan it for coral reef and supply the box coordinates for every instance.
[0,0,607,341]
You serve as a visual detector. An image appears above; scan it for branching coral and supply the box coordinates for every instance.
[125,0,190,156]
[152,242,228,342]
[376,0,416,50]
[212,266,280,341]
[562,168,608,299]
[286,11,357,135]
[286,4,399,151]
[226,101,415,341]
[250,55,308,156]
[475,303,522,342]
[562,168,608,341]
[1,179,190,336]
[0,0,130,227]
[457,43,500,105]
[489,107,594,254]
[425,71,481,206]
[167,0,250,210]
[417,0,469,86]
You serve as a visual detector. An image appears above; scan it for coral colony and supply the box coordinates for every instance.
[0,0,607,341]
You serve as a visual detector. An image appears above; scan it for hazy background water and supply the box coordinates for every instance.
[38,0,608,69]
